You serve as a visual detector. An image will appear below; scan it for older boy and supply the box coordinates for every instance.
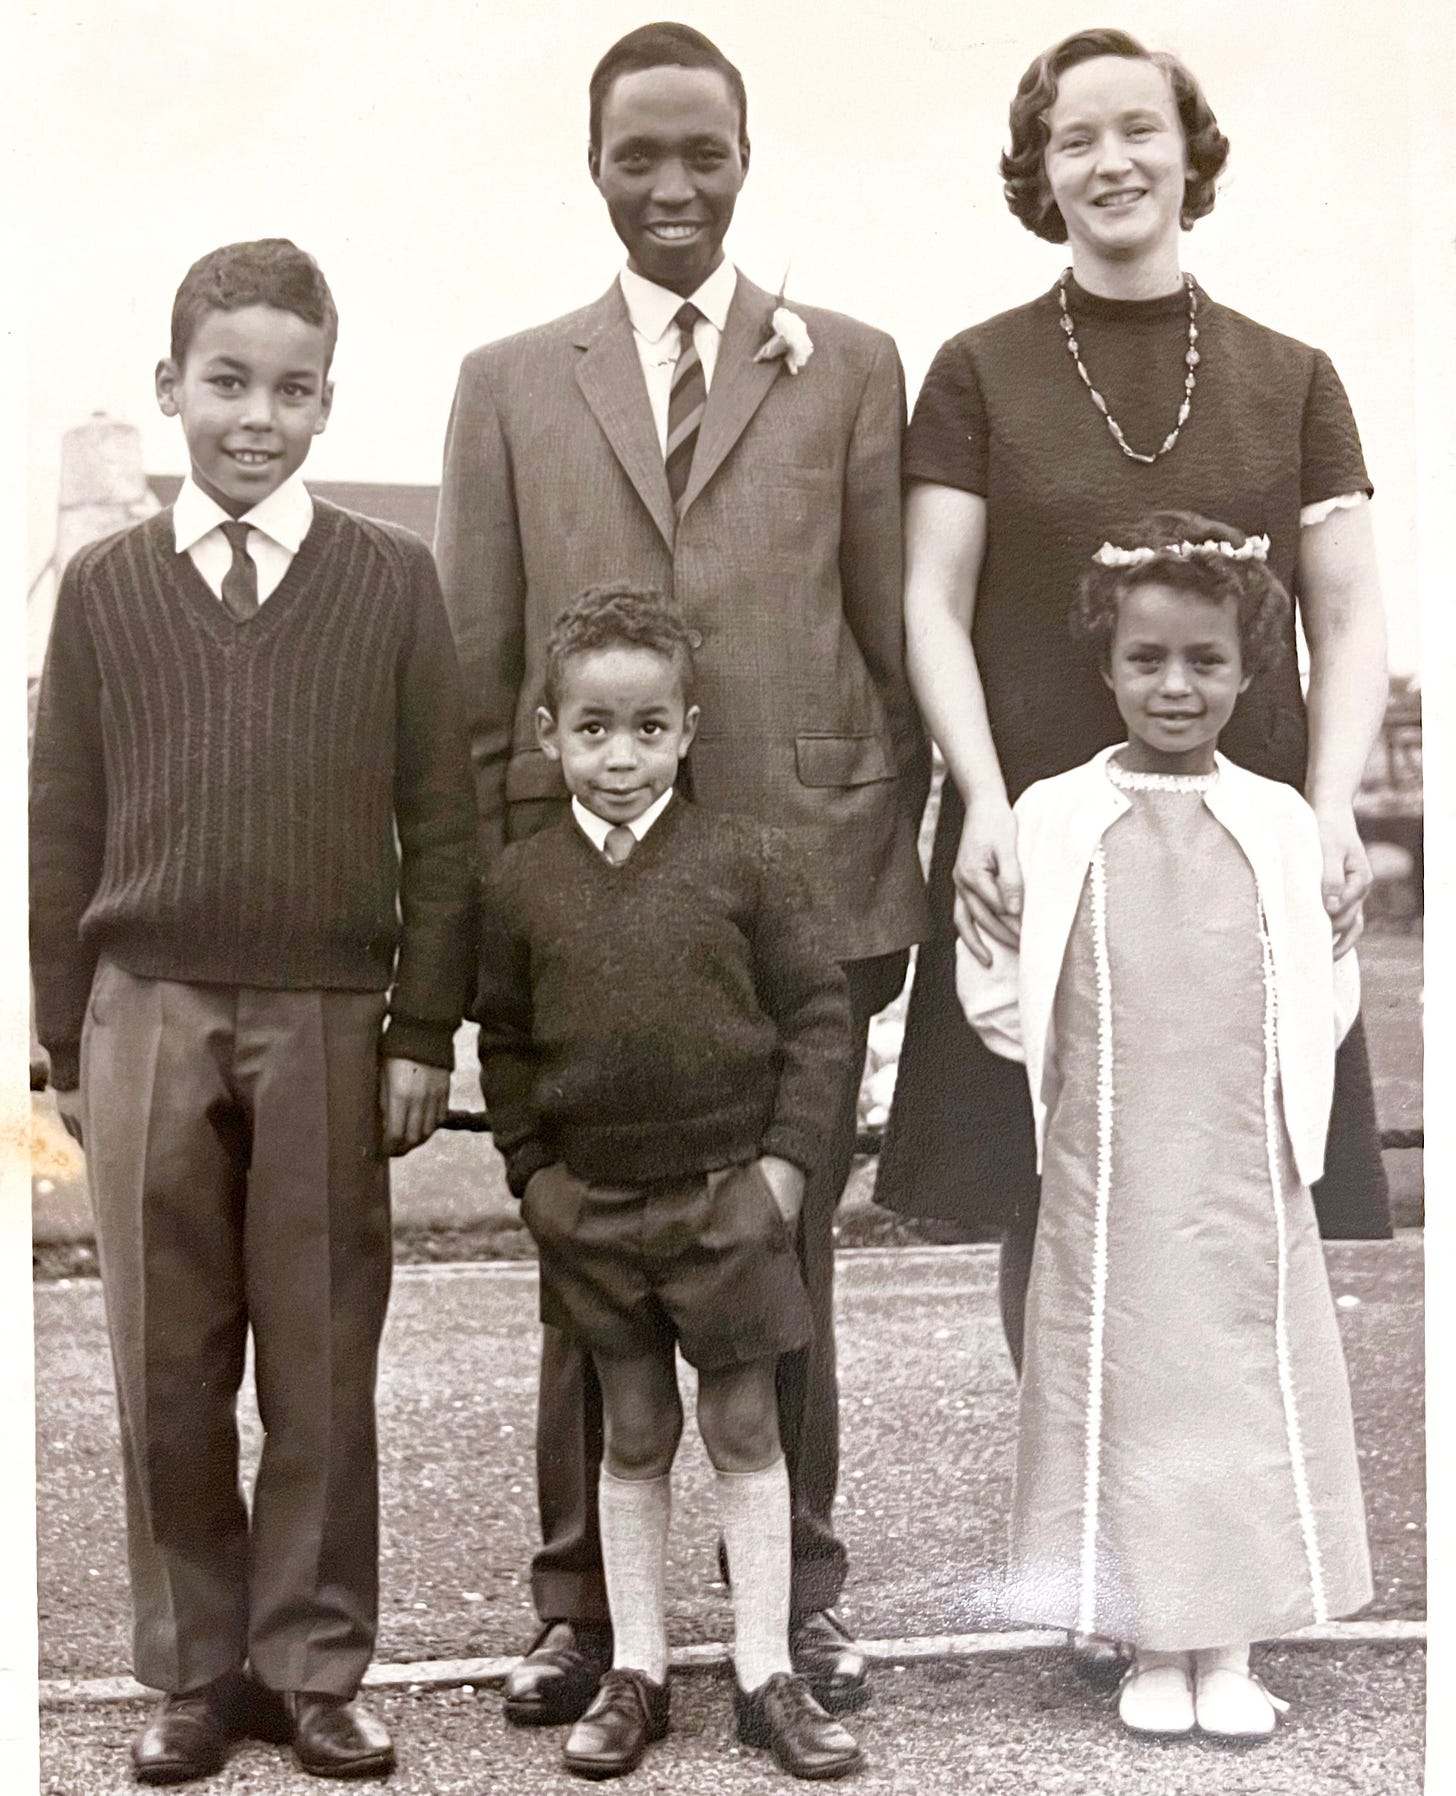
[477,585,862,1780]
[437,21,928,1720]
[30,239,476,1784]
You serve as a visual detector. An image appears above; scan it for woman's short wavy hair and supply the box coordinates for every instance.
[1070,511,1290,677]
[1001,28,1229,244]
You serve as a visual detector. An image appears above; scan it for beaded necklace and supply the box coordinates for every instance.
[1057,270,1200,464]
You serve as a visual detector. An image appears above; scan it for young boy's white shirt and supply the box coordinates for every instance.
[956,745,1361,1189]
[571,787,674,852]
[172,469,312,603]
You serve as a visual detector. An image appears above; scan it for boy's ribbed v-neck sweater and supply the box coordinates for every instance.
[29,501,476,1086]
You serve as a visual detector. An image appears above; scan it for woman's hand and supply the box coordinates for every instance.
[1314,803,1371,958]
[954,800,1023,966]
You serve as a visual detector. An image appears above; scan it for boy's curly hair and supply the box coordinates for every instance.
[170,238,339,369]
[1000,28,1229,244]
[542,583,697,713]
[1070,511,1290,675]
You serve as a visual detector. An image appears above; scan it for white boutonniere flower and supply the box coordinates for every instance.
[755,304,814,376]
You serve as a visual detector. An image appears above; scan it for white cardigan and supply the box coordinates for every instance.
[955,747,1360,1189]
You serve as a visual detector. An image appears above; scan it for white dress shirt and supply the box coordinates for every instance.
[619,260,738,455]
[171,472,314,605]
[572,788,675,855]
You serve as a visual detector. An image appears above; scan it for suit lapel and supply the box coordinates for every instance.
[573,285,676,548]
[679,274,782,518]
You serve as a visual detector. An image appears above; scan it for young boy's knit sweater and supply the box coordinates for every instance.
[29,500,477,1087]
[475,798,851,1194]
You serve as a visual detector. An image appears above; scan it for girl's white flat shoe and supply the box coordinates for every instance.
[1193,1666,1289,1739]
[1117,1662,1196,1735]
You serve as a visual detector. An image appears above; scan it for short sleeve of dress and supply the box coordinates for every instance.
[1300,350,1372,508]
[906,336,989,494]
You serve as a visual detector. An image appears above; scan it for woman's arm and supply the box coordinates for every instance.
[1297,498,1389,956]
[903,482,1021,963]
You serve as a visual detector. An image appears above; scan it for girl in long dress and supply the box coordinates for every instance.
[956,512,1371,1741]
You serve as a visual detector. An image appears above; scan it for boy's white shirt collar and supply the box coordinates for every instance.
[172,470,314,555]
[618,259,737,343]
[572,787,675,854]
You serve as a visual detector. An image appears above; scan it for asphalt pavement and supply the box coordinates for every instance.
[34,1237,1426,1795]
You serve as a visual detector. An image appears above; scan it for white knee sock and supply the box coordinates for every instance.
[717,1458,794,1693]
[598,1469,671,1683]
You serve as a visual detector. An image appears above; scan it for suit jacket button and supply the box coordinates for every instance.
[687,629,704,648]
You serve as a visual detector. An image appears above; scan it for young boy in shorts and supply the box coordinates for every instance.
[29,238,476,1784]
[474,584,864,1782]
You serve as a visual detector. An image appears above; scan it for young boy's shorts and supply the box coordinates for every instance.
[521,1160,813,1369]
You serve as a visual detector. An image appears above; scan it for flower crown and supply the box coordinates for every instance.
[1092,534,1271,569]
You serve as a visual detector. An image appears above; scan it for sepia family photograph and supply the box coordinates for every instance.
[6,0,1447,1791]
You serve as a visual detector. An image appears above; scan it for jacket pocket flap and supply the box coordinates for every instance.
[504,751,567,802]
[794,733,894,787]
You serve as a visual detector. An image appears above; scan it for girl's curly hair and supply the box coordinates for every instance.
[1070,511,1290,676]
[1000,28,1229,244]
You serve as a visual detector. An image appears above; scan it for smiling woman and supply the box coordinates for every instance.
[874,26,1395,1352]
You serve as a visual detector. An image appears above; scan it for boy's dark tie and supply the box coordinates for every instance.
[219,520,259,621]
[603,825,636,866]
[665,303,705,511]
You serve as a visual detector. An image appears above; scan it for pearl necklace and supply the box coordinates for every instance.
[1057,270,1200,464]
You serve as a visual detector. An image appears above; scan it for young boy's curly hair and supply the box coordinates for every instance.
[542,583,698,712]
[1070,511,1291,675]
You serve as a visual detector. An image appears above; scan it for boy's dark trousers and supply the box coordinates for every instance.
[526,951,904,1624]
[81,961,393,1697]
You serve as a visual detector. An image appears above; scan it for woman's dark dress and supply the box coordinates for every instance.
[875,276,1390,1238]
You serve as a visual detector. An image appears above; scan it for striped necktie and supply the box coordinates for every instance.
[665,302,706,511]
[603,825,637,866]
[219,520,259,621]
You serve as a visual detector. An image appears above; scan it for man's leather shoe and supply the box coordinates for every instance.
[734,1671,864,1780]
[131,1683,230,1785]
[562,1669,669,1780]
[790,1611,870,1713]
[282,1692,395,1779]
[502,1620,613,1728]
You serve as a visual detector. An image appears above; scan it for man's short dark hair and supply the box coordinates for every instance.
[1000,28,1229,243]
[589,21,748,154]
[170,238,339,369]
[543,583,697,713]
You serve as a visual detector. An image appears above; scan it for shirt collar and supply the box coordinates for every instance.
[171,471,314,555]
[572,787,675,852]
[618,259,738,344]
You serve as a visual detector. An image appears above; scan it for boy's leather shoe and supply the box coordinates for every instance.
[503,1621,613,1727]
[131,1682,230,1784]
[562,1669,669,1779]
[281,1693,395,1779]
[734,1671,865,1779]
[790,1611,870,1713]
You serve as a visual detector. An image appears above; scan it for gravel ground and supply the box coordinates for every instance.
[35,1239,1424,1682]
[39,1644,1425,1795]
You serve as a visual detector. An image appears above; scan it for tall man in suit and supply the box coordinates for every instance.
[436,21,928,1724]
